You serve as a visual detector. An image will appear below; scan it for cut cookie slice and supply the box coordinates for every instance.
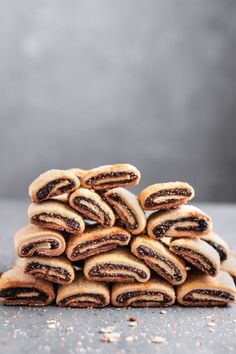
[29,169,80,202]
[138,181,194,211]
[16,256,75,285]
[66,226,131,261]
[0,266,55,306]
[201,232,230,261]
[84,248,151,283]
[69,188,115,227]
[104,188,146,234]
[147,205,212,239]
[14,224,66,257]
[111,276,175,307]
[81,164,141,190]
[170,238,220,276]
[131,235,187,285]
[28,200,85,234]
[56,273,110,307]
[177,271,236,306]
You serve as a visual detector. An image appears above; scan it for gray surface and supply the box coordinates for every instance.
[1,0,236,202]
[0,199,236,354]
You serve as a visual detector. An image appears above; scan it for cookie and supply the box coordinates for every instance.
[69,188,115,227]
[56,273,110,308]
[147,205,212,239]
[66,225,131,261]
[170,237,220,276]
[0,266,55,306]
[14,224,66,257]
[177,270,236,306]
[16,256,75,285]
[83,248,151,283]
[111,276,175,307]
[104,188,146,234]
[131,235,187,285]
[202,232,230,261]
[81,164,141,190]
[138,181,194,211]
[29,169,80,202]
[28,200,85,234]
[68,168,87,180]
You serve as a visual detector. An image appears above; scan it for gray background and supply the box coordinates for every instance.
[1,0,236,201]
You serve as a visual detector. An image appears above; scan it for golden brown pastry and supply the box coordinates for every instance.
[81,164,141,190]
[56,273,110,307]
[68,168,87,180]
[221,253,236,282]
[170,238,220,276]
[201,232,230,261]
[66,226,131,261]
[28,200,85,234]
[104,188,146,234]
[84,248,151,283]
[0,266,55,306]
[111,276,175,307]
[177,271,236,306]
[138,181,194,211]
[131,235,187,285]
[29,169,80,202]
[16,256,75,285]
[147,205,212,239]
[14,224,66,257]
[69,188,115,227]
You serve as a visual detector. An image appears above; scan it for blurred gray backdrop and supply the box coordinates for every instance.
[0,0,236,201]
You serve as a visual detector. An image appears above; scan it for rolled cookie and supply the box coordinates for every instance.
[104,188,146,234]
[177,270,236,306]
[170,238,220,276]
[81,164,141,190]
[14,224,66,257]
[66,226,131,261]
[131,235,187,285]
[29,169,80,202]
[111,277,175,307]
[56,273,110,308]
[221,253,236,282]
[0,266,55,306]
[138,181,194,211]
[69,188,115,227]
[84,248,151,283]
[16,256,75,285]
[28,200,85,234]
[147,205,212,239]
[201,232,230,261]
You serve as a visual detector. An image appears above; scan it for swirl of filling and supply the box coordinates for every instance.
[115,290,173,307]
[182,289,235,306]
[58,293,107,308]
[25,262,73,285]
[153,217,208,237]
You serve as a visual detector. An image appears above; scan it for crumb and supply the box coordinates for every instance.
[160,310,167,314]
[100,332,120,343]
[207,322,216,327]
[150,336,166,344]
[99,326,115,333]
[128,317,137,322]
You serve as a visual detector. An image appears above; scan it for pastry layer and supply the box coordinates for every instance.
[202,232,229,261]
[170,238,220,276]
[0,266,55,306]
[131,235,187,285]
[221,253,236,281]
[66,226,131,261]
[28,200,85,234]
[138,181,194,211]
[14,224,66,257]
[111,277,175,307]
[147,205,212,238]
[81,164,141,190]
[104,188,146,234]
[177,271,236,306]
[69,188,115,227]
[29,169,80,202]
[56,273,110,307]
[84,248,151,283]
[16,256,75,285]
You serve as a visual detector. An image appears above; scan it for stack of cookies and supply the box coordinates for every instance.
[0,164,235,308]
